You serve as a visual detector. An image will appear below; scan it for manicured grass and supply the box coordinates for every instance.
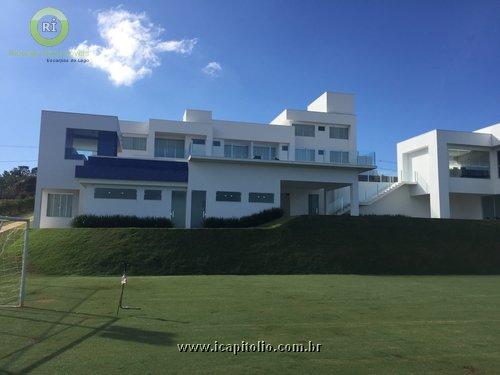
[1,275,500,373]
[27,216,500,275]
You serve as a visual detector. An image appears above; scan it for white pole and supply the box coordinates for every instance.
[18,220,29,307]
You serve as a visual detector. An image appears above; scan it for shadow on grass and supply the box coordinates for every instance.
[100,325,175,346]
[0,285,175,374]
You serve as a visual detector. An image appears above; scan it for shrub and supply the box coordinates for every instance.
[71,215,173,228]
[203,207,283,228]
[0,198,35,216]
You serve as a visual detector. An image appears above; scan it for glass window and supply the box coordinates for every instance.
[154,138,185,158]
[318,150,324,155]
[224,144,249,159]
[249,193,274,203]
[253,145,277,160]
[94,188,137,199]
[46,193,73,217]
[216,191,241,202]
[295,148,315,162]
[122,136,147,151]
[144,189,161,200]
[330,151,350,164]
[65,129,99,160]
[213,140,221,147]
[329,126,349,139]
[318,126,325,131]
[294,124,315,137]
[282,145,289,151]
[190,139,206,156]
[448,148,490,179]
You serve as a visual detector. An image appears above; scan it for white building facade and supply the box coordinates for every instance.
[359,125,500,219]
[34,92,376,228]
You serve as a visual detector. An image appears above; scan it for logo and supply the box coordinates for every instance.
[30,7,69,47]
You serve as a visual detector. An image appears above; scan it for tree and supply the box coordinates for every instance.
[0,166,37,199]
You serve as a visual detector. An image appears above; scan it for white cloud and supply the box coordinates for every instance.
[202,61,222,77]
[70,8,198,86]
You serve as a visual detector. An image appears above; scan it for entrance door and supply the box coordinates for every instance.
[280,193,291,216]
[308,194,319,215]
[190,190,206,228]
[171,191,186,228]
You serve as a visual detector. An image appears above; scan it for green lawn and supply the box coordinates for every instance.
[1,275,500,374]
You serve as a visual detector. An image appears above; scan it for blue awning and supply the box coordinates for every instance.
[75,156,188,183]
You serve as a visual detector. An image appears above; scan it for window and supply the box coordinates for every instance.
[65,129,98,159]
[318,150,324,155]
[216,191,241,202]
[295,148,315,162]
[46,193,73,217]
[190,139,206,156]
[294,124,315,137]
[144,189,161,200]
[449,148,490,179]
[249,193,274,203]
[224,144,249,159]
[253,145,277,160]
[330,126,349,139]
[65,128,117,159]
[318,126,325,131]
[213,140,221,147]
[282,145,289,151]
[154,138,185,158]
[94,188,137,199]
[122,136,147,151]
[330,151,350,164]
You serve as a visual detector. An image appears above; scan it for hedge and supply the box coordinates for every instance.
[71,214,173,228]
[27,215,500,275]
[203,208,283,228]
[0,197,34,217]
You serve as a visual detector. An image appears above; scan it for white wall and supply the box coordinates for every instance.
[187,160,360,224]
[35,111,120,227]
[79,184,185,218]
[360,185,430,218]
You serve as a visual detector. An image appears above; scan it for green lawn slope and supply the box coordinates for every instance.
[26,216,500,275]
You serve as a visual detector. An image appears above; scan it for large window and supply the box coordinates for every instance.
[122,136,147,151]
[46,193,73,217]
[65,128,117,159]
[330,126,349,139]
[294,124,315,137]
[65,129,98,159]
[295,148,315,162]
[330,151,350,164]
[94,188,137,199]
[448,148,490,179]
[224,143,249,159]
[154,138,185,158]
[216,191,241,202]
[253,145,277,160]
[249,193,274,203]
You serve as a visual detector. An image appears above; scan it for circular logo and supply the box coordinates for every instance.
[30,7,69,47]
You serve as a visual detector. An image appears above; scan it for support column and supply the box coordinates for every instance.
[350,181,359,216]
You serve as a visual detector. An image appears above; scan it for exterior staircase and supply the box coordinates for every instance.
[360,181,409,206]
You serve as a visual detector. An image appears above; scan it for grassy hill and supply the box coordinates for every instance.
[26,216,500,276]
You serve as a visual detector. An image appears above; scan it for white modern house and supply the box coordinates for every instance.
[34,92,377,228]
[359,125,500,219]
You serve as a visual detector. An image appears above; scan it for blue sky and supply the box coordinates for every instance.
[1,0,500,173]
